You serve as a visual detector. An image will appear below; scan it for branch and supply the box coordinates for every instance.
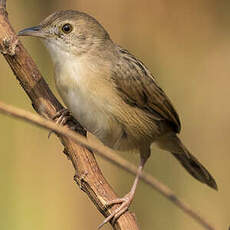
[0,2,138,230]
[0,101,217,230]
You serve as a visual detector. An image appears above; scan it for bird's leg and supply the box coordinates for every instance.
[48,108,72,138]
[98,155,148,229]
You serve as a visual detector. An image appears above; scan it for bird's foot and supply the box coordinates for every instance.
[98,192,134,229]
[52,108,71,125]
[48,108,72,138]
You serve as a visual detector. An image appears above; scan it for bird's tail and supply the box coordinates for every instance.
[156,133,218,190]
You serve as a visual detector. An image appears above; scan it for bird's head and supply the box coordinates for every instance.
[18,10,110,56]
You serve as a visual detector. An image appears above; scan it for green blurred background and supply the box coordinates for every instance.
[0,0,229,229]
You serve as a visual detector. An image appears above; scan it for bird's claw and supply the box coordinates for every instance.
[98,192,134,229]
[48,108,71,138]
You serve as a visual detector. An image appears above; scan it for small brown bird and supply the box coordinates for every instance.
[18,10,217,228]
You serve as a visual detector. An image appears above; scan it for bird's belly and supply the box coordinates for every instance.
[62,87,106,133]
[53,57,128,148]
[58,86,125,148]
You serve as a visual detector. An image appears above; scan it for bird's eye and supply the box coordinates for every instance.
[62,23,73,34]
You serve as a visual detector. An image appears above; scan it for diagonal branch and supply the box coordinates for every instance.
[0,2,138,230]
[0,101,217,230]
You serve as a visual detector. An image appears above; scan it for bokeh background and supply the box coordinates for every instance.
[0,0,229,229]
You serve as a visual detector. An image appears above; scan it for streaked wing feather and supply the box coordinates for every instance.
[112,47,181,133]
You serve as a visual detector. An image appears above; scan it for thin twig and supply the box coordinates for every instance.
[0,101,217,230]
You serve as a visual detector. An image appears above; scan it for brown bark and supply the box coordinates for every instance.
[0,1,139,229]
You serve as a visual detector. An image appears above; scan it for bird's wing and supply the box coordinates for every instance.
[112,47,181,133]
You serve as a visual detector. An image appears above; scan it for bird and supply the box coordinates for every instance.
[18,10,217,228]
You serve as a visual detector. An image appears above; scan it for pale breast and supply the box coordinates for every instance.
[54,54,125,148]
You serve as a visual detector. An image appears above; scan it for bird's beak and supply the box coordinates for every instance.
[18,26,46,38]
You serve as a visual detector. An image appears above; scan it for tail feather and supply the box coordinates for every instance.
[171,151,218,190]
[156,133,218,190]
